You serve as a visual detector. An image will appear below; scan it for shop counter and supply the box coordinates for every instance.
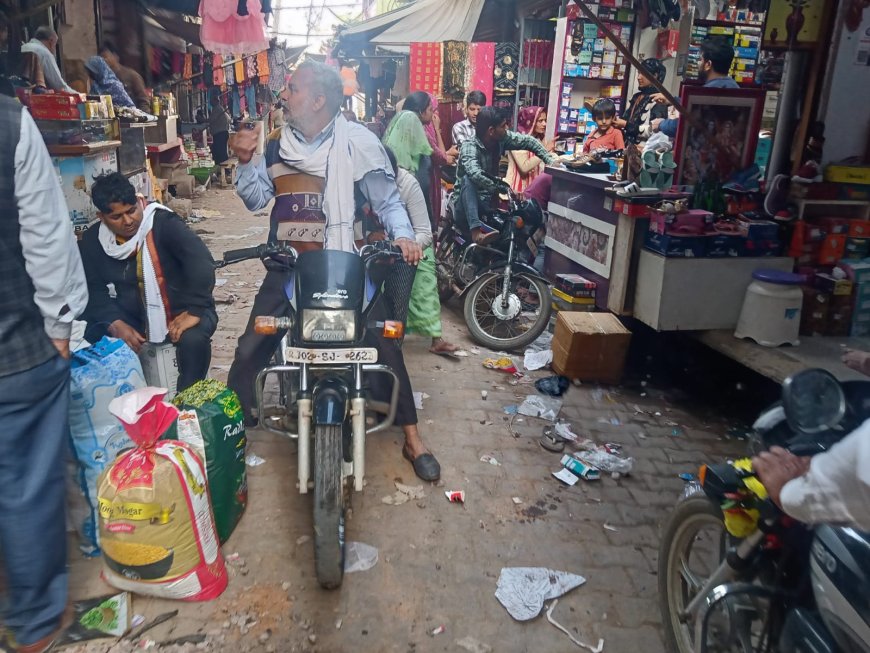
[543,166,654,314]
[633,251,794,331]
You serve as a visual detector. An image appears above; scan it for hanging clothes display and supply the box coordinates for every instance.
[494,42,520,96]
[441,41,468,100]
[466,42,495,105]
[200,0,269,56]
[244,84,257,117]
[409,42,443,97]
[213,54,226,85]
[225,60,236,85]
[255,51,270,78]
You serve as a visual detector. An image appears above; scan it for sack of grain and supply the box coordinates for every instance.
[98,388,227,601]
[167,379,247,543]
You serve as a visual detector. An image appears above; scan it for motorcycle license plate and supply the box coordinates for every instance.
[285,347,378,364]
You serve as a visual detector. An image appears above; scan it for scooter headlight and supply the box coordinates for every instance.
[301,309,356,342]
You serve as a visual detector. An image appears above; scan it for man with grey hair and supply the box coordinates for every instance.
[228,60,441,482]
[20,25,75,92]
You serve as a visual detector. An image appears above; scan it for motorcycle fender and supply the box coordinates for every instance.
[457,263,550,298]
[313,379,349,425]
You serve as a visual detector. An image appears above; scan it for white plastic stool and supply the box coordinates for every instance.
[735,269,803,347]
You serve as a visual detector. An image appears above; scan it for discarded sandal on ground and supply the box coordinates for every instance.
[539,427,566,453]
[402,444,441,482]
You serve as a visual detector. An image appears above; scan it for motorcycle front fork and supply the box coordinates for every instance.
[297,364,368,495]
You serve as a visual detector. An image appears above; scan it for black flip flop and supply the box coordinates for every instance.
[402,445,441,482]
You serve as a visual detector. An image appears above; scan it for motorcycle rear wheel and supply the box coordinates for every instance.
[463,273,552,351]
[313,423,345,589]
[435,228,457,303]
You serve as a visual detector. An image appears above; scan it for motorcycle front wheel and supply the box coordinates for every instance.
[313,423,345,589]
[463,272,552,351]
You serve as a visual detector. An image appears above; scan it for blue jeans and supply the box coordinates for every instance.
[0,355,69,646]
[455,180,484,232]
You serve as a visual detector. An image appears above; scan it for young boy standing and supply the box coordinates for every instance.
[582,98,625,154]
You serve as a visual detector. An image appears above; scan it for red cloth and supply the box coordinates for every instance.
[409,42,443,96]
[466,42,495,102]
[583,127,625,153]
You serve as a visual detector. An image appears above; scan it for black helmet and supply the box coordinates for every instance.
[641,58,667,83]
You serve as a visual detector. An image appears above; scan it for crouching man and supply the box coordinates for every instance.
[79,172,217,391]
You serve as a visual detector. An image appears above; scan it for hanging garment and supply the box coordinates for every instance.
[183,54,193,80]
[408,42,442,97]
[246,55,257,80]
[466,42,495,106]
[200,0,268,56]
[494,42,519,96]
[268,46,285,91]
[245,83,257,117]
[256,51,270,78]
[234,58,246,84]
[441,40,468,100]
[231,86,241,116]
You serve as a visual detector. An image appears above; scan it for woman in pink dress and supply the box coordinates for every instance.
[506,106,553,194]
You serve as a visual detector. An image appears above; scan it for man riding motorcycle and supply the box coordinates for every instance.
[227,60,440,482]
[452,106,556,245]
[753,422,870,531]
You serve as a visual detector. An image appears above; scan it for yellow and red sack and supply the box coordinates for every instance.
[98,388,227,601]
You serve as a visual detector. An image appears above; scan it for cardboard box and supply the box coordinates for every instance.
[552,287,595,305]
[143,115,178,145]
[815,272,854,296]
[825,164,870,185]
[800,287,829,337]
[819,234,847,265]
[645,230,707,258]
[848,220,870,238]
[139,343,179,399]
[551,312,631,384]
[839,260,870,284]
[707,234,742,258]
[845,237,870,259]
[555,273,597,298]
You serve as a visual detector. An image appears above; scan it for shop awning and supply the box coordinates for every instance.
[145,9,203,48]
[340,0,486,48]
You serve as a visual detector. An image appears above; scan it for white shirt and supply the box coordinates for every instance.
[452,119,475,148]
[780,418,870,531]
[396,168,432,249]
[14,107,88,339]
[20,39,76,93]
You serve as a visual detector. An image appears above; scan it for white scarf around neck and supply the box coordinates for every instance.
[278,114,391,252]
[98,202,171,343]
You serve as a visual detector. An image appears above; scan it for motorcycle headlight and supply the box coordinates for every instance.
[301,309,356,343]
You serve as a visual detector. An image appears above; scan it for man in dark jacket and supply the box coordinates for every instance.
[79,172,217,391]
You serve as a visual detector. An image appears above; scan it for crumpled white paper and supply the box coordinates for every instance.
[494,567,586,621]
[518,395,562,421]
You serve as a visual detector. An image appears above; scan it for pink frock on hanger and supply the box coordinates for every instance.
[200,0,269,56]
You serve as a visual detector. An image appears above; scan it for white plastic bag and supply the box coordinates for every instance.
[518,395,563,421]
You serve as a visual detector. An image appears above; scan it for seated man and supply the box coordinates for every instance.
[79,173,217,392]
[451,89,486,148]
[453,106,556,244]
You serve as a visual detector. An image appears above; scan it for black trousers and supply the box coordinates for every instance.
[226,270,418,426]
[211,130,230,164]
[85,309,217,393]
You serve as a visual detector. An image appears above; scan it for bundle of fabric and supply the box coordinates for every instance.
[465,42,495,106]
[441,40,468,100]
[409,42,443,97]
[494,42,520,96]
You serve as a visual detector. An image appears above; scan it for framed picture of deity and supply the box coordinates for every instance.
[544,203,616,278]
[672,86,765,187]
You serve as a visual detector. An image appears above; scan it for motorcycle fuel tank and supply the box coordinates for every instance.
[811,525,870,651]
[295,250,366,311]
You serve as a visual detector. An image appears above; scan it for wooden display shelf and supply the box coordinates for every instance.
[47,140,121,156]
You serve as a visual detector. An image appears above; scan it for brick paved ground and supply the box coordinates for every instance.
[65,188,749,653]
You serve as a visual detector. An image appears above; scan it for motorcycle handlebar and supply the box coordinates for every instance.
[217,242,298,268]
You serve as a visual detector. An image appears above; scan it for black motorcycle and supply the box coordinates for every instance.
[436,180,552,351]
[218,241,403,589]
[658,368,870,652]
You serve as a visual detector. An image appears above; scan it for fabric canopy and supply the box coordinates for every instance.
[341,0,486,46]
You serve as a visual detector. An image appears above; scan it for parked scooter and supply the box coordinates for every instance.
[658,368,870,652]
[436,178,552,350]
[217,240,403,589]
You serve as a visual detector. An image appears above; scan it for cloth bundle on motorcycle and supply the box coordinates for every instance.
[164,379,247,543]
[68,336,147,555]
[98,388,228,601]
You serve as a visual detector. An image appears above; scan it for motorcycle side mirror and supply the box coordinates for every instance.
[781,369,846,435]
